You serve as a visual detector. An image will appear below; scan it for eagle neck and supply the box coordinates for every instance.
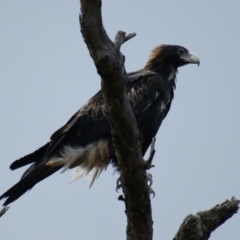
[153,64,177,90]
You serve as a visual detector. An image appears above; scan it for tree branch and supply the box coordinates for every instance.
[114,31,137,49]
[174,197,240,240]
[0,206,10,218]
[79,0,153,239]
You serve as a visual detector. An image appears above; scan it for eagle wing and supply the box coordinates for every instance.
[0,70,168,206]
[44,70,167,158]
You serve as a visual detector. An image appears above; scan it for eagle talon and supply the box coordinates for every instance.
[146,173,153,187]
[116,177,122,192]
[149,187,155,198]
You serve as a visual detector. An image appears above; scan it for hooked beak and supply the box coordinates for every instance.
[182,52,200,66]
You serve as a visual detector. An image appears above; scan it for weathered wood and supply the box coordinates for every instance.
[79,1,153,239]
[174,197,239,240]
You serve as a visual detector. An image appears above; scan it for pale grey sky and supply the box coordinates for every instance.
[1,1,240,239]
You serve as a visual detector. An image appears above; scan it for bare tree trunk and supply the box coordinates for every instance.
[78,1,239,240]
[80,1,153,240]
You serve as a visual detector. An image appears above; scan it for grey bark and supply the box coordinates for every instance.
[174,197,239,240]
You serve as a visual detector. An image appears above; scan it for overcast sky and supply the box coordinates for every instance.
[1,1,240,239]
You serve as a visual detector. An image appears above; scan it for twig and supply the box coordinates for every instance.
[0,206,10,218]
[114,31,136,50]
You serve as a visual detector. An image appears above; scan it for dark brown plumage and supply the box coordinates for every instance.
[0,45,199,206]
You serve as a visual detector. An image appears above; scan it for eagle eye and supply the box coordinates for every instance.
[178,48,185,55]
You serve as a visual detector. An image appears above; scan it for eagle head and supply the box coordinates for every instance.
[145,45,200,71]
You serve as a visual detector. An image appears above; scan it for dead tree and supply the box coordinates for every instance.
[78,1,239,240]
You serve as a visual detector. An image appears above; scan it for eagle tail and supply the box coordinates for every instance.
[0,179,31,206]
[10,143,50,170]
[0,160,61,206]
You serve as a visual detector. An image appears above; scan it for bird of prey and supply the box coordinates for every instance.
[0,45,200,206]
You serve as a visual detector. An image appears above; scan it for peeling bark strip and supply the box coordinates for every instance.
[79,1,153,240]
[174,197,240,240]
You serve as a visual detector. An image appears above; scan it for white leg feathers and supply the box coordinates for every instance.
[46,139,111,187]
